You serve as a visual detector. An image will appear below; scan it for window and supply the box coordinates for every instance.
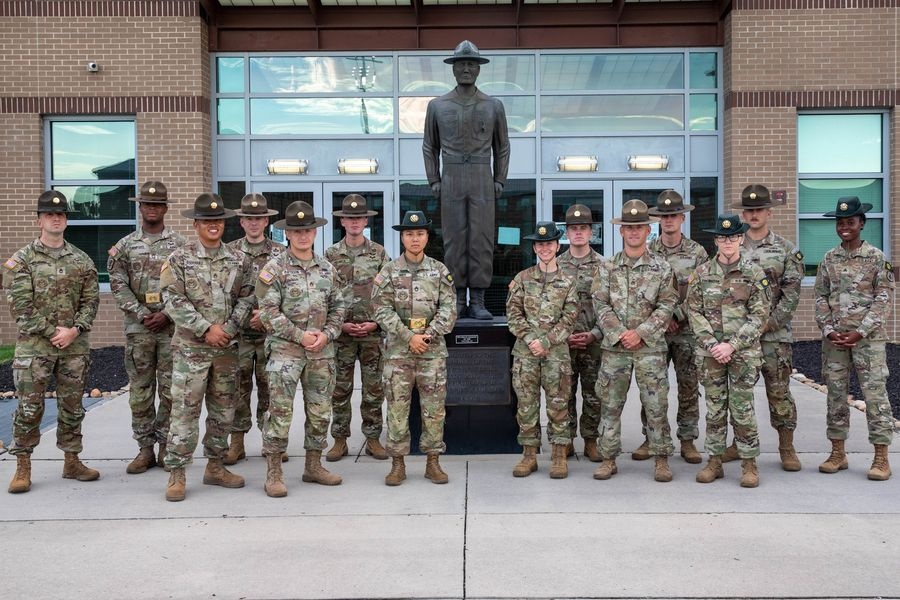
[46,118,137,283]
[797,113,888,277]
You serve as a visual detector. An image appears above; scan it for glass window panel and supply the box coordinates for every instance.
[798,179,883,214]
[690,176,718,255]
[51,185,135,221]
[398,55,535,94]
[689,53,717,89]
[798,114,882,173]
[330,191,385,247]
[51,121,135,180]
[540,95,684,133]
[799,218,883,277]
[217,99,245,135]
[399,95,535,134]
[65,224,135,284]
[551,189,604,254]
[540,54,684,91]
[251,98,393,135]
[219,181,248,243]
[217,57,245,93]
[689,94,717,131]
[250,56,394,94]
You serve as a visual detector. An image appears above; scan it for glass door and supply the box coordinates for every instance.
[541,180,614,257]
[612,179,685,254]
[250,182,323,253]
[322,183,396,257]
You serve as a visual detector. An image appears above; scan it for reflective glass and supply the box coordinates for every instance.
[689,53,717,89]
[799,218,883,277]
[251,98,393,135]
[217,57,245,93]
[540,95,683,132]
[798,179,883,213]
[690,94,717,131]
[52,185,135,221]
[798,114,882,173]
[217,99,245,135]
[540,54,683,91]
[690,176,718,255]
[330,191,385,247]
[398,55,535,94]
[250,56,393,93]
[551,190,604,254]
[51,121,135,180]
[65,224,136,283]
[220,181,247,243]
[399,95,535,134]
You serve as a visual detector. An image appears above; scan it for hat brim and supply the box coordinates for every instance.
[648,204,695,215]
[444,56,490,65]
[392,222,433,231]
[181,208,237,219]
[610,217,660,225]
[823,203,872,218]
[702,223,750,236]
[273,217,328,230]
[129,197,170,204]
[734,201,775,209]
[37,207,76,214]
[523,233,562,242]
[333,210,378,217]
[234,209,279,217]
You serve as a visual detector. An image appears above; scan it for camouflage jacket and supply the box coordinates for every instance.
[160,240,255,348]
[228,237,286,340]
[591,250,678,353]
[372,254,457,360]
[506,265,579,361]
[648,235,708,340]
[741,230,803,342]
[3,239,99,357]
[256,251,346,360]
[325,237,390,342]
[687,256,770,359]
[108,227,185,335]
[557,249,604,356]
[814,241,894,340]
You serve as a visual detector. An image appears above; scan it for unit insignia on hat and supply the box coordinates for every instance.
[538,226,547,235]
[149,187,156,194]
[210,202,218,209]
[410,214,419,222]
[840,202,849,211]
[298,211,305,219]
[251,200,258,207]
[573,210,581,217]
[722,219,732,229]
[351,201,358,208]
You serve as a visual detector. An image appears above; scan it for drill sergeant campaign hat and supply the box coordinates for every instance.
[444,40,490,65]
[392,210,432,231]
[649,189,695,215]
[734,184,775,209]
[129,181,170,204]
[611,199,660,225]
[36,190,72,213]
[234,193,278,217]
[823,196,873,218]
[273,200,328,230]
[523,221,563,242]
[333,193,378,217]
[564,204,597,225]
[181,193,236,219]
[703,214,750,236]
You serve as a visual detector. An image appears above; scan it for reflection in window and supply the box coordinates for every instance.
[398,55,535,94]
[51,185,135,221]
[399,96,535,134]
[551,189,604,254]
[250,56,394,94]
[50,121,135,180]
[217,99,245,135]
[251,98,393,135]
[217,57,245,93]
[799,179,883,214]
[65,225,136,284]
[689,94,717,131]
[220,181,247,243]
[798,114,882,173]
[690,177,718,255]
[540,54,684,91]
[689,53,717,89]
[541,95,684,132]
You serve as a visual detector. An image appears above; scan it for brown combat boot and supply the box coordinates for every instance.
[549,444,568,479]
[777,428,802,471]
[223,432,246,466]
[512,446,538,477]
[425,453,449,484]
[680,439,702,464]
[819,439,848,474]
[165,468,186,502]
[385,456,406,486]
[722,441,740,463]
[62,452,100,481]
[654,456,673,482]
[264,453,287,498]
[8,454,31,494]
[565,442,575,458]
[203,458,245,488]
[281,452,289,463]
[740,458,759,488]
[696,456,724,483]
[593,457,617,480]
[631,438,651,461]
[126,446,156,474]
[302,449,342,485]
[365,437,389,460]
[583,438,601,463]
[325,437,349,462]
[157,443,169,471]
[867,444,892,481]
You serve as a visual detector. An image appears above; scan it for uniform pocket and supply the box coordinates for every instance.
[11,357,33,388]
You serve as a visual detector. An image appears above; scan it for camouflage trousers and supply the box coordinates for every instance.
[639,338,700,441]
[125,330,174,448]
[232,335,269,433]
[567,347,602,440]
[822,338,893,446]
[10,354,90,456]
[697,355,760,458]
[513,355,572,448]
[759,341,798,431]
[383,356,447,457]
[263,354,336,455]
[164,345,239,469]
[331,335,384,440]
[597,351,673,459]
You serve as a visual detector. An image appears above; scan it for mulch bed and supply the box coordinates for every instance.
[0,346,128,394]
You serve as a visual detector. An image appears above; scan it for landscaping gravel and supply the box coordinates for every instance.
[0,346,128,394]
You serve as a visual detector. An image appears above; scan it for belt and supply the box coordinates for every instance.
[441,152,491,165]
[143,292,162,304]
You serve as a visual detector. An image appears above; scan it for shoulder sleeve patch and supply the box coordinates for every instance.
[258,269,275,285]
[759,277,770,288]
[160,260,170,273]
[108,246,119,257]
[794,250,804,262]
[374,273,385,286]
[3,257,20,271]
[445,273,453,285]
[885,261,893,272]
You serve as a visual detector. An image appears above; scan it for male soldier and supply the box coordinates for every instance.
[224,193,285,466]
[592,200,678,483]
[423,40,510,320]
[160,193,255,502]
[556,205,605,461]
[815,197,894,481]
[5,190,100,494]
[109,181,185,474]
[723,184,803,471]
[372,211,457,486]
[324,194,390,462]
[256,201,347,497]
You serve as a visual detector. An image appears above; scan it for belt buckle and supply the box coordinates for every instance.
[144,292,161,304]
[409,318,426,330]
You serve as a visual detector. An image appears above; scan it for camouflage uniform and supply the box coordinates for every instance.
[506,265,579,447]
[227,237,286,434]
[108,227,185,448]
[372,254,457,456]
[687,257,770,458]
[4,240,99,455]
[325,238,390,440]
[814,241,894,445]
[592,251,678,458]
[160,240,255,469]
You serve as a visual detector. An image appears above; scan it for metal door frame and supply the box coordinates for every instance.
[612,179,685,254]
[323,182,397,256]
[540,179,614,257]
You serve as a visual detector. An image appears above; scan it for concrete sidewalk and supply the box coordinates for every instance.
[1,372,898,600]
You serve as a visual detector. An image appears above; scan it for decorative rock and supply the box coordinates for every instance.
[90,388,102,398]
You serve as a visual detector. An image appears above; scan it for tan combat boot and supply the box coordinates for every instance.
[126,446,156,474]
[631,438,651,461]
[722,441,740,463]
[654,456,673,482]
[593,457,617,480]
[512,446,538,477]
[385,456,406,486]
[203,458,245,488]
[740,458,759,488]
[777,428,802,471]
[565,442,575,458]
[365,437,389,460]
[549,444,568,479]
[425,453,449,484]
[8,454,31,494]
[696,456,724,483]
[223,432,246,466]
[302,449,342,485]
[165,468,186,502]
[583,438,602,463]
[62,452,100,481]
[680,439,702,464]
[325,437,349,462]
[157,443,169,471]
[819,439,848,474]
[867,444,892,481]
[264,453,287,498]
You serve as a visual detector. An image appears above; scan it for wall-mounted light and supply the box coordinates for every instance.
[627,155,669,171]
[338,158,379,174]
[556,156,598,172]
[267,159,308,175]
